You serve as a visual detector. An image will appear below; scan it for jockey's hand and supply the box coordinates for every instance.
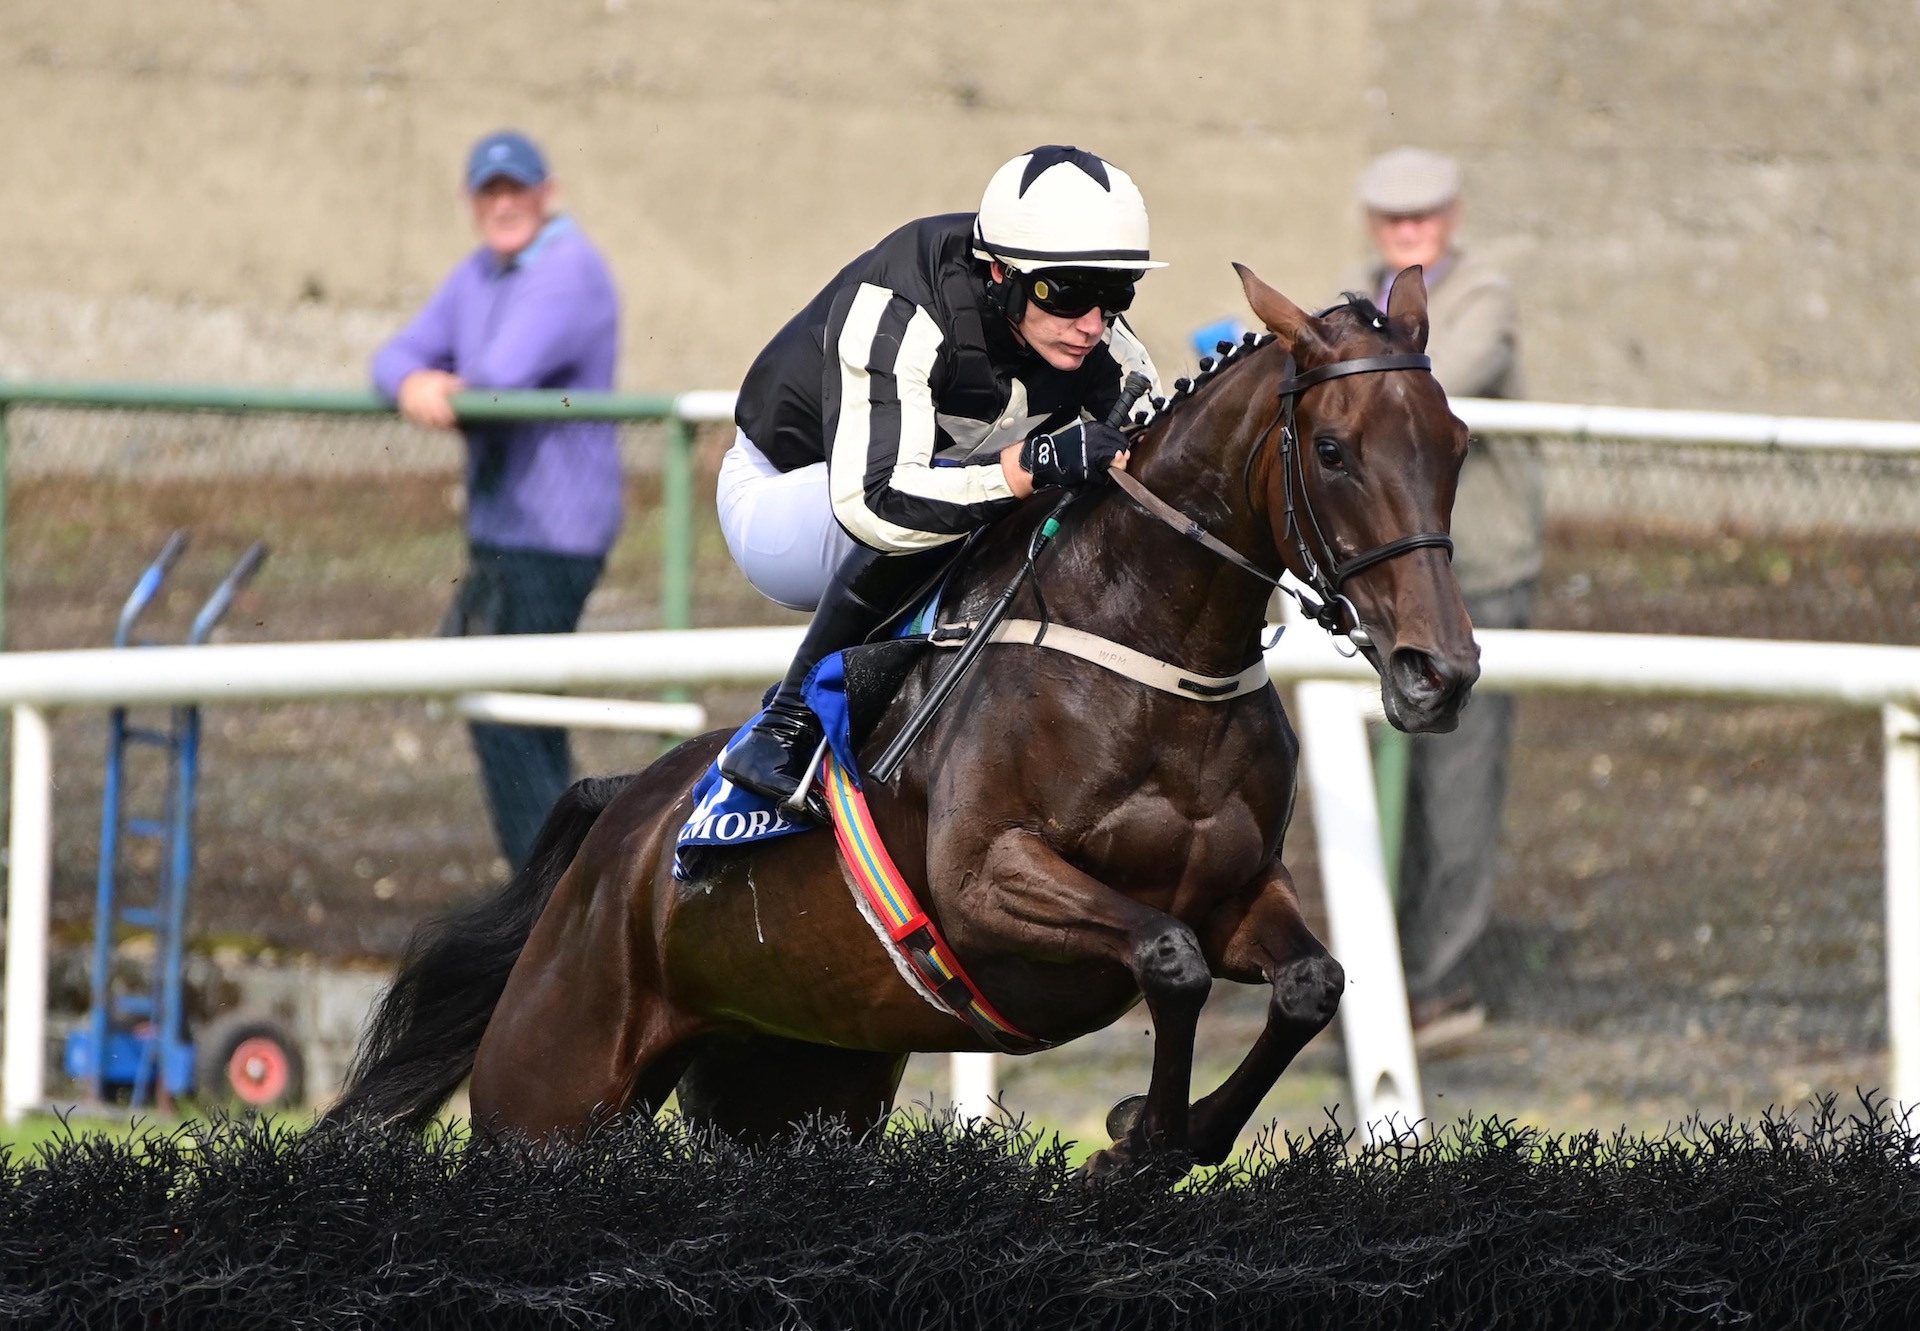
[1019,420,1131,491]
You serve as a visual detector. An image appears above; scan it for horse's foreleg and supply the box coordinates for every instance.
[963,831,1211,1171]
[1185,861,1344,1165]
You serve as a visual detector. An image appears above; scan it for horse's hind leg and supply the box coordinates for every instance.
[470,853,706,1140]
[1184,859,1345,1165]
[673,1033,907,1147]
[472,957,704,1140]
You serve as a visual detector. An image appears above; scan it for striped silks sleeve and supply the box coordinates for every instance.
[826,283,1018,552]
[1106,315,1162,400]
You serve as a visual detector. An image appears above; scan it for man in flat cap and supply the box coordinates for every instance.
[1344,147,1544,1047]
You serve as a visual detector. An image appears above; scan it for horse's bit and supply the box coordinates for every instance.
[1110,350,1453,655]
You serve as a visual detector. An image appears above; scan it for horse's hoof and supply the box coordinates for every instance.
[1079,1140,1194,1185]
[1105,1093,1147,1142]
[1080,1144,1132,1181]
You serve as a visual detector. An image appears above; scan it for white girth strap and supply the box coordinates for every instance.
[933,618,1272,701]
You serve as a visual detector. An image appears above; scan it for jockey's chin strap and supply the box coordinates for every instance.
[1108,349,1453,655]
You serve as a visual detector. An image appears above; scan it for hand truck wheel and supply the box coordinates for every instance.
[196,1015,306,1110]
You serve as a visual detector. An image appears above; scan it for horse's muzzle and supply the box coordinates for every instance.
[1381,644,1480,733]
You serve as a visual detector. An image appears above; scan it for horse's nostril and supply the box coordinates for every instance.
[1391,648,1463,703]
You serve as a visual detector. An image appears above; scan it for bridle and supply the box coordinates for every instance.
[1109,348,1454,653]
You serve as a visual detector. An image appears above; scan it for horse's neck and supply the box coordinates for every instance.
[1046,365,1283,675]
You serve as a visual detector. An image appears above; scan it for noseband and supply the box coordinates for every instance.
[1112,349,1453,650]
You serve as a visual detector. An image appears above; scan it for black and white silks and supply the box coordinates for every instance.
[734,213,1157,553]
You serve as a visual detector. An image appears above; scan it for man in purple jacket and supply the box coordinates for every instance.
[372,129,623,871]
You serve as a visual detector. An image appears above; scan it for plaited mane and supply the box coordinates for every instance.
[1129,291,1398,430]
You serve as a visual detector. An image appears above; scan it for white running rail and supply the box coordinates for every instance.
[680,388,1920,455]
[3,625,1919,1128]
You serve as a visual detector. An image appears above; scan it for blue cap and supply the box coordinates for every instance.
[1190,317,1249,360]
[465,130,549,192]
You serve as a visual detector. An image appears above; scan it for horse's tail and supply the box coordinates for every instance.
[325,772,636,1131]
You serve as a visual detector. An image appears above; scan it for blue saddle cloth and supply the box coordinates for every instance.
[671,596,942,881]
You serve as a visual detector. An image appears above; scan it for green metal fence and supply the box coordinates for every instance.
[0,382,707,649]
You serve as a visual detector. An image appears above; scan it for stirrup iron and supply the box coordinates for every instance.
[782,735,833,821]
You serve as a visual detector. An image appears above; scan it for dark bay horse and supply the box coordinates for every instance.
[331,264,1479,1173]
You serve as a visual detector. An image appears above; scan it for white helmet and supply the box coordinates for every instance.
[972,146,1167,272]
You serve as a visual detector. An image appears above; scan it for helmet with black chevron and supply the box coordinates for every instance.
[975,145,1152,326]
[973,146,1165,368]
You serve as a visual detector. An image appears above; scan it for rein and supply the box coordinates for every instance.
[1113,349,1453,649]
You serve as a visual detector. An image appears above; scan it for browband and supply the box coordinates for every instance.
[1274,352,1431,397]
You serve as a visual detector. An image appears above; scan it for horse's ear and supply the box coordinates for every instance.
[1385,265,1431,351]
[1233,262,1327,355]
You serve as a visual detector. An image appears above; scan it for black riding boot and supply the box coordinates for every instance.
[721,544,945,809]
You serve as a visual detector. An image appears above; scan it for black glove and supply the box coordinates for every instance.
[1020,420,1129,490]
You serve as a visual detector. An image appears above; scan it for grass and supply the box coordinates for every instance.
[1,1110,185,1157]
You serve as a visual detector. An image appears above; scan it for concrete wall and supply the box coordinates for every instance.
[0,0,1370,389]
[0,2,1910,417]
[1371,0,1919,418]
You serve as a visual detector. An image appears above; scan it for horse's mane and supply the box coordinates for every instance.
[1324,292,1390,330]
[1130,329,1273,431]
[1130,292,1394,433]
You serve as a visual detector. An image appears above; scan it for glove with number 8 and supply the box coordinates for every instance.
[1019,420,1130,491]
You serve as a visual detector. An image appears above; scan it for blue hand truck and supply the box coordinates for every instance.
[62,532,303,1110]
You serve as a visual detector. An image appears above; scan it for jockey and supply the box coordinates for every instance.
[717,145,1165,807]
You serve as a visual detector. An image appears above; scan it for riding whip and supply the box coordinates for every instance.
[867,371,1153,785]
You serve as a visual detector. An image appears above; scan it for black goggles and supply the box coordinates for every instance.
[1022,268,1142,319]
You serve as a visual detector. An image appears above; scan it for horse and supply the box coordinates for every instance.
[329,264,1479,1175]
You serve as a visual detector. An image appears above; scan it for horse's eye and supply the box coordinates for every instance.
[1314,437,1345,469]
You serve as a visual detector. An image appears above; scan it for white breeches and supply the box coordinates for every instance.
[716,431,860,611]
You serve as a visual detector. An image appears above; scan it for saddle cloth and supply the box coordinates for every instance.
[670,634,929,881]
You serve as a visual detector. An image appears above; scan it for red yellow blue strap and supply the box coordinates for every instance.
[824,756,1041,1052]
